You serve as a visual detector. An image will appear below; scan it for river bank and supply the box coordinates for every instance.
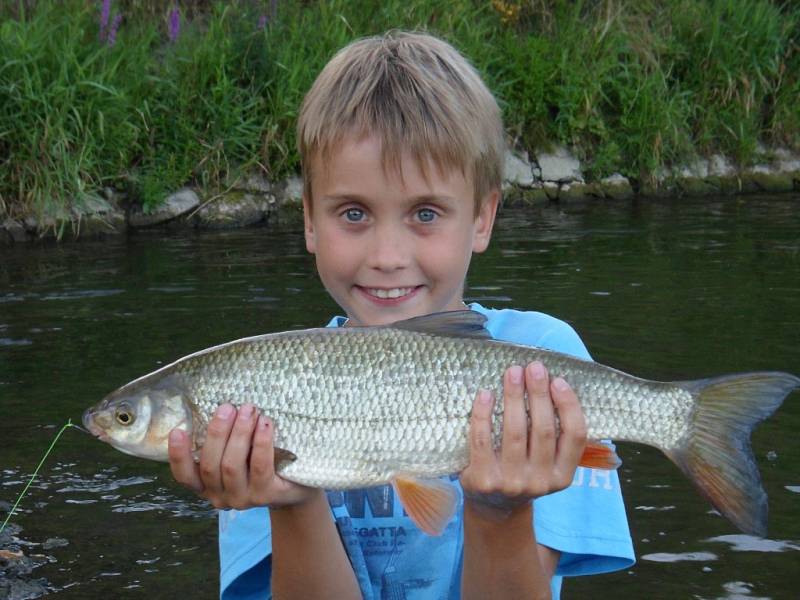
[2,144,799,244]
[2,1,798,240]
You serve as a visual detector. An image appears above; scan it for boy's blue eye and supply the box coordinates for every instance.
[344,208,365,222]
[417,208,437,223]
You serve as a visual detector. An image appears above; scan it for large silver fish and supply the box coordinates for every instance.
[83,311,798,536]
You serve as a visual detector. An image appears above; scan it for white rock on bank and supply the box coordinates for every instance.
[282,176,304,204]
[243,174,272,194]
[70,194,115,217]
[750,163,773,175]
[536,146,584,183]
[503,150,535,188]
[129,188,200,227]
[709,155,736,177]
[1,218,27,243]
[774,148,800,173]
[194,193,274,229]
[678,158,709,179]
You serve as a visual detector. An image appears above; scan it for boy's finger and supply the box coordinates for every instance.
[220,404,258,499]
[467,389,496,474]
[198,403,236,495]
[168,428,204,494]
[551,378,588,485]
[528,362,556,469]
[249,415,276,495]
[500,365,528,467]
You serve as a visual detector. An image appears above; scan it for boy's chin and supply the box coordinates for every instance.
[345,312,408,328]
[344,305,419,328]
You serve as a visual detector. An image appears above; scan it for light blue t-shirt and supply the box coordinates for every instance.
[218,304,635,599]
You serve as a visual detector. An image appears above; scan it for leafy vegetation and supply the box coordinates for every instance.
[1,0,797,220]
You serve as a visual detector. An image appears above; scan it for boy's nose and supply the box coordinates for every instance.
[365,227,411,272]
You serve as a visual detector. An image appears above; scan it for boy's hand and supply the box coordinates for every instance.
[460,361,587,515]
[168,403,318,510]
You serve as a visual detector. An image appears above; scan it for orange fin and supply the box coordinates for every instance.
[391,474,458,536]
[579,440,622,470]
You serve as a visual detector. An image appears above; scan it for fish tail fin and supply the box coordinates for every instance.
[666,372,799,537]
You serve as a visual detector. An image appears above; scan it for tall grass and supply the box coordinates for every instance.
[0,2,152,218]
[0,0,798,221]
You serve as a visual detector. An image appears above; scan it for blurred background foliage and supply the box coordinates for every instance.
[0,0,797,219]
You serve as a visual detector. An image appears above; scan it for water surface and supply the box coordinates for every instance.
[1,195,799,598]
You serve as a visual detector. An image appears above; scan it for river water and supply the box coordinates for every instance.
[1,195,799,599]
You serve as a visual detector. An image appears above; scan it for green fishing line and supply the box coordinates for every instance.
[0,419,78,536]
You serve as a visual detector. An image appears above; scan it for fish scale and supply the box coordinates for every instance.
[84,310,799,536]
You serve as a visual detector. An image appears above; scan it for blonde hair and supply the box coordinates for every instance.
[297,31,504,211]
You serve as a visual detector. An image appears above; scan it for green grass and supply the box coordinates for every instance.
[1,0,798,222]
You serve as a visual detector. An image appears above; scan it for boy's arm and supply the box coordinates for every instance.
[169,405,361,600]
[460,362,587,600]
[269,490,361,599]
[463,503,559,599]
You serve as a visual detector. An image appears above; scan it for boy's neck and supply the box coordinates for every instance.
[341,301,471,327]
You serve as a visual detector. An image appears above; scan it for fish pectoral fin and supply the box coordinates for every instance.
[274,447,297,469]
[391,474,459,536]
[579,440,622,470]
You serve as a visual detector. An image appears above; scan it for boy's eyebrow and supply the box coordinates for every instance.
[320,193,457,204]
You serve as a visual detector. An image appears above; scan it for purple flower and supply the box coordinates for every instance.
[107,13,123,47]
[257,14,268,30]
[168,7,181,43]
[98,0,111,42]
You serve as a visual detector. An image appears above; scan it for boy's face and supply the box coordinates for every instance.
[303,135,499,327]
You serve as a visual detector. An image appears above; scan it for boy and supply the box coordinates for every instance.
[168,31,634,599]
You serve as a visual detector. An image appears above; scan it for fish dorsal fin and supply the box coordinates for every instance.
[391,474,459,536]
[391,310,490,339]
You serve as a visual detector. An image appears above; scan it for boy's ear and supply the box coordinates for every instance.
[472,189,500,254]
[302,194,316,254]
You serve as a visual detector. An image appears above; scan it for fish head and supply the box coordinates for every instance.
[83,374,196,462]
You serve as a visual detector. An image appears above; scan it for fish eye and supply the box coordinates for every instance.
[115,406,135,426]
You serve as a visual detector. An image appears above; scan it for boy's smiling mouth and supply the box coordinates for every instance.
[357,285,422,303]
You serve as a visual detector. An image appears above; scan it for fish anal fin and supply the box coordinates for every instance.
[391,474,458,536]
[579,440,622,470]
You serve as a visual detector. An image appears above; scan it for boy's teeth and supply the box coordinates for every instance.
[367,287,413,299]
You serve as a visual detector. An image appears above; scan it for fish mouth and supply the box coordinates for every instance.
[82,408,110,442]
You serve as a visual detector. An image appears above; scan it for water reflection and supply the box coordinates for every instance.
[41,289,125,301]
[705,535,800,553]
[3,466,214,520]
[711,581,771,600]
[641,551,718,562]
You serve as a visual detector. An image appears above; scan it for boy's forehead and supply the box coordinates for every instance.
[311,133,472,192]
